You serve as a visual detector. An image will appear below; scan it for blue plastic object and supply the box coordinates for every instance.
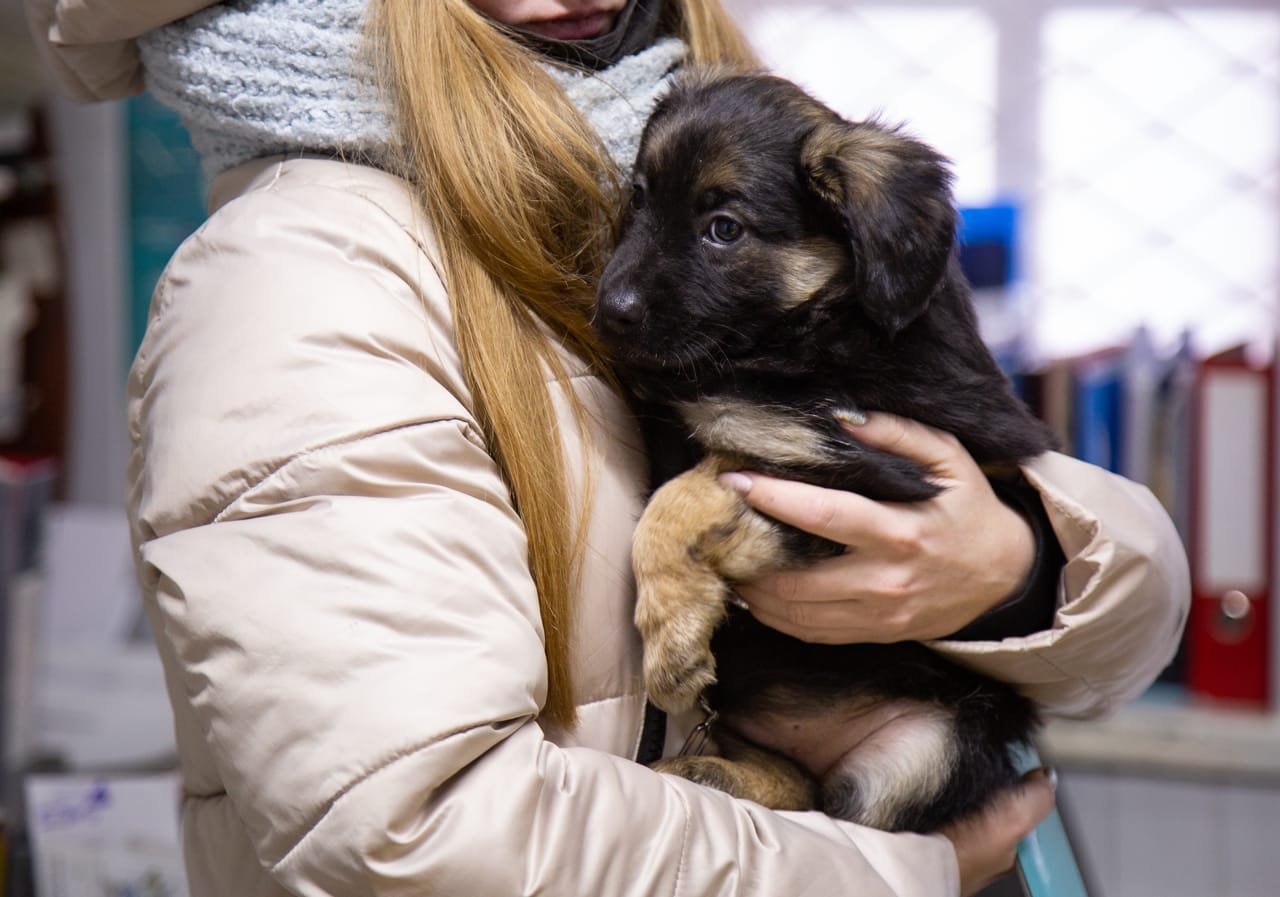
[1013,747,1090,897]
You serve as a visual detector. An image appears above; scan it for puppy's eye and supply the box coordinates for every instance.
[706,215,744,245]
[630,184,646,211]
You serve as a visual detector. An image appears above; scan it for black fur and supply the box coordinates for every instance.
[596,70,1057,832]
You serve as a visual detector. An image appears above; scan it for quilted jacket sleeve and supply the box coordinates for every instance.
[932,453,1190,719]
[128,159,959,897]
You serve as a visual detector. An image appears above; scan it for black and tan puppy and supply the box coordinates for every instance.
[594,69,1057,833]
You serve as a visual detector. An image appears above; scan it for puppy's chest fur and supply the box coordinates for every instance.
[676,396,850,475]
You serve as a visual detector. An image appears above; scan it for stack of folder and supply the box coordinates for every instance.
[1016,337,1276,708]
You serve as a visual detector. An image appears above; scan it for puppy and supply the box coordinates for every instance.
[594,69,1057,833]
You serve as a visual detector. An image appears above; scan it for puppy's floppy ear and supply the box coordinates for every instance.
[801,119,957,335]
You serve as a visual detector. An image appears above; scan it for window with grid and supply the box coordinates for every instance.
[723,0,1280,362]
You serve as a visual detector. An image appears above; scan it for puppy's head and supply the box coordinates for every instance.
[595,70,957,388]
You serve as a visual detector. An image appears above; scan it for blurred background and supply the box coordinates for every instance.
[729,0,1277,362]
[0,0,1277,894]
[721,5,1280,895]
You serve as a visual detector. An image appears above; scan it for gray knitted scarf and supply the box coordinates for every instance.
[138,0,686,180]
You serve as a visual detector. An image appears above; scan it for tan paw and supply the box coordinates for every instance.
[651,756,739,794]
[641,619,718,713]
[651,754,820,811]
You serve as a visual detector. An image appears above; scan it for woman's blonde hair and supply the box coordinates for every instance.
[368,0,756,728]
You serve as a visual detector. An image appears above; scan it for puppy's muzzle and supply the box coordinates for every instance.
[595,287,646,340]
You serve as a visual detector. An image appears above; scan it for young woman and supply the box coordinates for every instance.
[27,0,1189,894]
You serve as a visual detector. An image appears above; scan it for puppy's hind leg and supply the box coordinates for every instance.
[653,727,820,811]
[820,702,959,833]
[634,455,787,713]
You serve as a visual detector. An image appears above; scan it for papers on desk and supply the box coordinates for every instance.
[24,773,186,897]
[17,504,187,895]
[0,477,187,895]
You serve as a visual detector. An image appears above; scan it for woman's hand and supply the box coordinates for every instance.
[941,768,1058,896]
[720,411,1036,643]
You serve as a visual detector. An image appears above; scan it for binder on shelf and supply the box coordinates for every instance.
[1185,346,1275,706]
[1019,360,1075,457]
[1145,333,1196,541]
[1119,328,1159,486]
[1071,348,1126,474]
[1147,336,1197,685]
[1274,343,1280,711]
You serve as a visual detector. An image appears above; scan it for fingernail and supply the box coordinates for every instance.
[718,472,753,495]
[728,592,750,610]
[834,407,868,426]
[1044,767,1058,791]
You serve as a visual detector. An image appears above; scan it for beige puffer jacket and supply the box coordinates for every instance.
[30,4,1190,896]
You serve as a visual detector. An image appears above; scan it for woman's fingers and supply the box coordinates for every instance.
[735,558,918,644]
[716,411,978,546]
[718,409,1037,644]
[837,410,965,475]
[718,470,892,547]
[941,768,1058,897]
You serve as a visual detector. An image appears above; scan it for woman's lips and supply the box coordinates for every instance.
[521,11,615,41]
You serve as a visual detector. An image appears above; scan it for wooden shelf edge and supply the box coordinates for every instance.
[1038,698,1280,783]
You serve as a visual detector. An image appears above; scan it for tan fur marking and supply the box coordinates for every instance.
[640,117,682,180]
[798,102,836,129]
[802,120,903,208]
[775,237,845,309]
[679,397,832,468]
[693,152,744,200]
[633,454,789,712]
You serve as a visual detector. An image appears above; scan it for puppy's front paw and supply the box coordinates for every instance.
[633,552,727,713]
[632,458,751,713]
[642,622,718,713]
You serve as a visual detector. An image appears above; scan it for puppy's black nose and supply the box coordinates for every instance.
[596,289,645,337]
